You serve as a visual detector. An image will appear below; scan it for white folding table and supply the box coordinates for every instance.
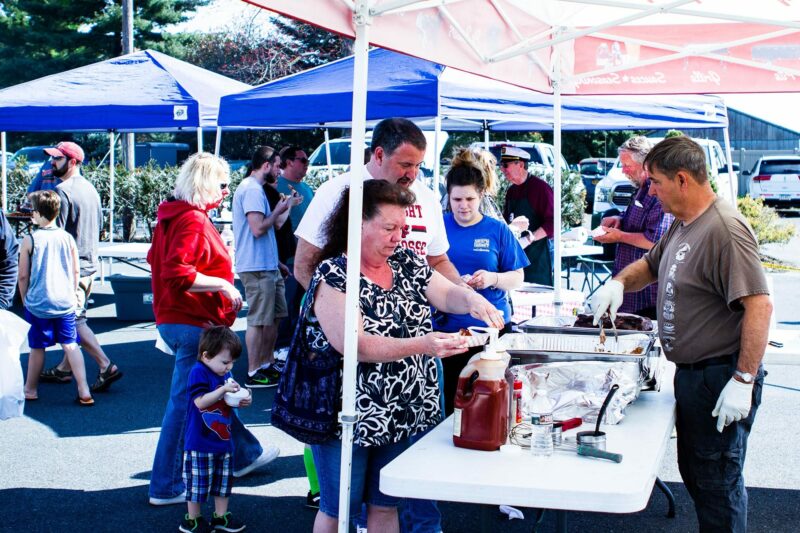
[97,242,151,282]
[381,364,677,532]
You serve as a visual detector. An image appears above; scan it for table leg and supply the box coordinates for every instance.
[655,477,676,518]
[555,509,568,533]
[480,504,493,532]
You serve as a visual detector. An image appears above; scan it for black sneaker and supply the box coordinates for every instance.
[211,511,246,532]
[245,370,277,389]
[305,490,320,509]
[179,514,212,533]
[263,364,282,379]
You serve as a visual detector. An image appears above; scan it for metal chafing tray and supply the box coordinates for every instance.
[519,315,658,337]
[499,332,654,365]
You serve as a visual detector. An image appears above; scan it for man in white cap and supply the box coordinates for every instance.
[500,145,555,286]
[39,141,123,393]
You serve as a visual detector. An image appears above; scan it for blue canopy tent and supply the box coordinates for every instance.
[0,49,250,230]
[218,47,728,189]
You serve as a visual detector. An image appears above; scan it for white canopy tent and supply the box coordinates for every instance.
[240,1,800,529]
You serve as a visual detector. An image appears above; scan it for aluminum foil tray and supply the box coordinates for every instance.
[499,332,653,364]
[520,315,658,337]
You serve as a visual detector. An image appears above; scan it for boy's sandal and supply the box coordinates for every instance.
[24,394,38,401]
[76,396,95,407]
[90,363,123,393]
[40,366,73,383]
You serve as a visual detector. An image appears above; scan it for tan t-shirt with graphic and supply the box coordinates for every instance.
[644,197,769,364]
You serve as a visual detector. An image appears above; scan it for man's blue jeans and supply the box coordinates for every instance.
[674,359,764,533]
[149,324,263,500]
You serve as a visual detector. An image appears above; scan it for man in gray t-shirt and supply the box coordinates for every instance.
[591,136,771,532]
[232,146,291,389]
[39,141,123,393]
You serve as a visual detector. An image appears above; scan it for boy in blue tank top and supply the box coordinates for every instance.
[19,190,93,405]
[180,326,249,533]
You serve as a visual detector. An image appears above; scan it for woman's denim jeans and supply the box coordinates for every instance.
[149,323,263,499]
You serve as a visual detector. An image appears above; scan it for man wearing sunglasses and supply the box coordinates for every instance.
[277,146,314,230]
[38,141,124,393]
[500,145,555,286]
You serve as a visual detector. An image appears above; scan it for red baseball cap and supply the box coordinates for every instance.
[44,141,85,163]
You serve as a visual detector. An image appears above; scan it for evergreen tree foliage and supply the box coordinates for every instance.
[0,0,209,88]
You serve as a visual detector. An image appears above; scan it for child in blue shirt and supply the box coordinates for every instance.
[181,326,249,533]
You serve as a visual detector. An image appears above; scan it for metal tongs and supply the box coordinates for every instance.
[598,313,620,353]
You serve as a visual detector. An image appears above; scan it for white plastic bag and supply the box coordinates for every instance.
[0,310,30,420]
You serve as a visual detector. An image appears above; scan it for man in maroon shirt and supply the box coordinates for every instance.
[501,146,555,285]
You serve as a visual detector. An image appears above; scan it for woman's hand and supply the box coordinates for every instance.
[423,332,469,358]
[593,226,622,244]
[467,270,498,290]
[467,292,505,329]
[220,281,243,312]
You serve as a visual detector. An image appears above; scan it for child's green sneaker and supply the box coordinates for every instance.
[211,511,246,532]
[179,514,212,533]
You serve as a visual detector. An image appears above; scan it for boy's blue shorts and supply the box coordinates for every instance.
[24,309,79,349]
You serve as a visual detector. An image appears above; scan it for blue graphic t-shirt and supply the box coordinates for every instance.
[437,214,529,332]
[184,362,234,453]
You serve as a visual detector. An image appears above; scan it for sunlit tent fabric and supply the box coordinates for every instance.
[219,48,728,131]
[0,49,250,132]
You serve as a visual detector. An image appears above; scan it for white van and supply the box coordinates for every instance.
[592,137,737,216]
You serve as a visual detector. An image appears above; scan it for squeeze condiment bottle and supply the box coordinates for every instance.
[453,328,511,451]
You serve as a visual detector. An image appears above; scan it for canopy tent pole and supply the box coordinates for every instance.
[197,128,204,153]
[338,1,370,531]
[483,121,490,150]
[1,131,7,212]
[432,114,442,200]
[214,127,222,156]
[722,119,738,204]
[552,79,563,313]
[324,128,334,180]
[109,132,116,243]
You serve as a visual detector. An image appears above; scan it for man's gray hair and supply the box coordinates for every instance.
[618,136,654,164]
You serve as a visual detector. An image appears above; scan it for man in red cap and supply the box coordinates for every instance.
[39,141,124,392]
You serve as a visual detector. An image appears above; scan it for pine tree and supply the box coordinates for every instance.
[0,0,209,88]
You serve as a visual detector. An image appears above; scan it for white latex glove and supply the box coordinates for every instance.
[711,378,753,433]
[591,279,624,325]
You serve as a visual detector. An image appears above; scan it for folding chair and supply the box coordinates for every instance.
[575,256,613,298]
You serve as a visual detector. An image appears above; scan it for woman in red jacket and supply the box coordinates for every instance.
[147,153,277,506]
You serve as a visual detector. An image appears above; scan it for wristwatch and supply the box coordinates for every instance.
[733,370,754,384]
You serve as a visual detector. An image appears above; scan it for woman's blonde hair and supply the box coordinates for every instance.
[173,152,230,209]
[448,147,499,196]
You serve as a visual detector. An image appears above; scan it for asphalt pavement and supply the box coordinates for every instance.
[2,236,800,532]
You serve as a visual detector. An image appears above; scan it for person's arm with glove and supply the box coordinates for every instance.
[712,293,772,432]
[591,258,656,325]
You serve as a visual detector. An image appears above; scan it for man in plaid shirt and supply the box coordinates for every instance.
[594,136,673,318]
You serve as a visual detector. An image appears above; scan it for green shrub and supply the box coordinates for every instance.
[84,161,178,241]
[737,196,795,245]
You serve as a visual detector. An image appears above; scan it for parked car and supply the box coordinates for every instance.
[746,155,800,207]
[579,157,615,213]
[593,137,737,221]
[9,145,50,177]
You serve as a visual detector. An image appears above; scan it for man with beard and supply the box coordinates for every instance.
[294,117,467,290]
[233,146,292,389]
[594,136,673,319]
[39,142,123,393]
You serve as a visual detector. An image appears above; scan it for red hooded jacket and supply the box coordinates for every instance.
[147,199,236,328]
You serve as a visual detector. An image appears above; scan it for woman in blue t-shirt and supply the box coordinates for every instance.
[436,147,529,413]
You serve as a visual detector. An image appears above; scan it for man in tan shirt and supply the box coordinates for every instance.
[592,136,771,532]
